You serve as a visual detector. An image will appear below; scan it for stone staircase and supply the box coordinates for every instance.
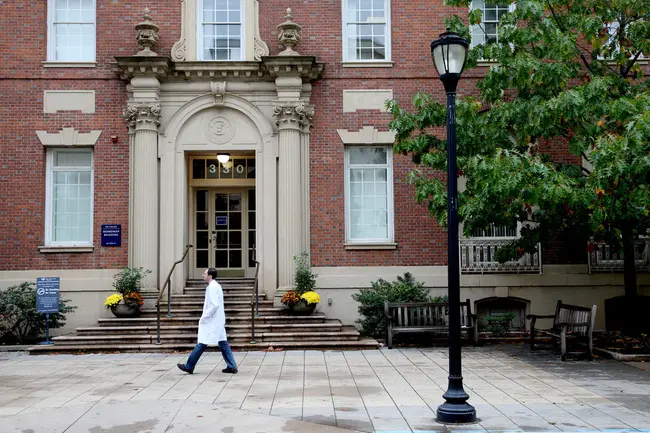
[28,278,378,354]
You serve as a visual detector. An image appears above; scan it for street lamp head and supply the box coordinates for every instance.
[431,28,469,94]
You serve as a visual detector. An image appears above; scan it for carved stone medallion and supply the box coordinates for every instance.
[206,116,235,144]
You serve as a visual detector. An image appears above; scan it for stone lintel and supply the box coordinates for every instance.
[36,128,102,147]
[262,56,324,81]
[114,56,173,81]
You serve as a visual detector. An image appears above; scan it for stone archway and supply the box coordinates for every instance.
[159,93,277,297]
[475,296,531,331]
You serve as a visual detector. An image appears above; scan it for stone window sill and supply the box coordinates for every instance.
[342,61,394,68]
[43,62,97,68]
[39,245,94,253]
[344,242,398,250]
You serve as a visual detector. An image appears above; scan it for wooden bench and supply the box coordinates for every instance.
[527,300,597,361]
[384,300,478,349]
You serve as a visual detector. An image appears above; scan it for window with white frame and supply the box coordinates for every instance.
[47,0,96,62]
[345,147,394,243]
[343,0,391,62]
[470,0,511,48]
[46,149,94,246]
[199,0,243,61]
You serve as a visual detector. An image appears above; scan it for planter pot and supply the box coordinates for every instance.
[289,301,317,316]
[110,304,140,318]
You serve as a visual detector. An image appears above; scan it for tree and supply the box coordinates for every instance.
[389,0,650,298]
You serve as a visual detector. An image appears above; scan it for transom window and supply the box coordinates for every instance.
[47,0,96,62]
[470,0,510,47]
[343,0,391,62]
[345,147,394,243]
[199,0,243,60]
[46,149,94,246]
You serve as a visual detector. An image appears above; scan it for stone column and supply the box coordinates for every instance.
[123,102,161,289]
[274,102,312,290]
[300,106,314,254]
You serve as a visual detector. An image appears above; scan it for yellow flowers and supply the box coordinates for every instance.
[301,291,320,305]
[597,119,605,127]
[104,294,123,308]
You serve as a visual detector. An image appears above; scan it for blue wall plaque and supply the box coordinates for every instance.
[101,224,121,247]
[36,277,60,314]
[216,216,228,226]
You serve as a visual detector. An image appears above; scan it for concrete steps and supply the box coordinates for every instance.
[28,338,380,354]
[27,278,379,355]
[76,321,344,336]
[51,328,361,346]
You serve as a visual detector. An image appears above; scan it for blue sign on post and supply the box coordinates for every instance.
[101,224,121,247]
[36,277,60,345]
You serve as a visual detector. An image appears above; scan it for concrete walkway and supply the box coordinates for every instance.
[1,346,650,432]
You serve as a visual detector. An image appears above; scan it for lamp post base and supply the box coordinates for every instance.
[436,401,477,424]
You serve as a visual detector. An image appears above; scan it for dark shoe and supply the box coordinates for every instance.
[177,363,193,374]
[222,367,238,374]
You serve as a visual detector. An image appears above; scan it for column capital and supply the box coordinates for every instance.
[273,101,314,131]
[123,102,161,132]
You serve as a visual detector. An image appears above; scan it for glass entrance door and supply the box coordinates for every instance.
[193,188,256,278]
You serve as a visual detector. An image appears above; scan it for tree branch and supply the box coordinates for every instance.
[623,51,642,77]
[546,0,595,75]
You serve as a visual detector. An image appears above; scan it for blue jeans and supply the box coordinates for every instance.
[185,341,237,371]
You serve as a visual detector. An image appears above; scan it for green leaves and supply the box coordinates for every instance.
[390,0,650,267]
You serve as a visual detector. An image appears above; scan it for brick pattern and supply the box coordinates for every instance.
[0,0,585,271]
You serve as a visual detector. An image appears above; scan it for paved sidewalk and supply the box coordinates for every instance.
[1,346,650,432]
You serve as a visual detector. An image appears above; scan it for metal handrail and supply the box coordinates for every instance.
[156,244,192,344]
[250,247,260,344]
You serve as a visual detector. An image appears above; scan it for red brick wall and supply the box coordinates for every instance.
[0,0,584,271]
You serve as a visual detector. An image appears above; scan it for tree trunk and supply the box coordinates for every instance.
[622,227,638,297]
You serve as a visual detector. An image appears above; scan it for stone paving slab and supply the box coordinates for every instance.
[1,346,650,432]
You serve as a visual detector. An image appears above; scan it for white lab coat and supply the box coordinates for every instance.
[197,280,227,345]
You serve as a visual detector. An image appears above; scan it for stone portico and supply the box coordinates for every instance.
[117,7,323,298]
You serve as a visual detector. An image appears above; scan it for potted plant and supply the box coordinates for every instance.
[104,267,150,318]
[281,252,319,315]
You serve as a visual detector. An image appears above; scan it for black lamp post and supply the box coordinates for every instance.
[431,29,477,424]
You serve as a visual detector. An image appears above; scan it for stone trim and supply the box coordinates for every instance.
[42,62,97,68]
[342,61,394,68]
[36,128,102,147]
[171,0,269,62]
[344,242,398,250]
[38,246,94,253]
[44,90,95,114]
[343,89,393,113]
[336,126,396,145]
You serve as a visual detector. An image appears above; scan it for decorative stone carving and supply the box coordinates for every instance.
[171,0,188,61]
[205,116,236,144]
[273,102,313,128]
[135,8,160,56]
[123,102,162,129]
[36,128,102,147]
[253,0,270,60]
[277,8,302,56]
[210,81,227,105]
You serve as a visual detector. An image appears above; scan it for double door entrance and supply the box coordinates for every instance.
[193,188,256,278]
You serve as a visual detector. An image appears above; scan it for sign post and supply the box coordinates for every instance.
[36,277,60,345]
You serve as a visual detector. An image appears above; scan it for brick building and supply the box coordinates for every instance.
[0,0,647,334]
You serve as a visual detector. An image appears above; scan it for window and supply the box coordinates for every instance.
[345,147,394,243]
[343,0,391,62]
[470,0,511,48]
[47,0,96,62]
[45,149,94,246]
[198,0,243,60]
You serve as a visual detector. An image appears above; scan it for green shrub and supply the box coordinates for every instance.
[0,282,77,344]
[430,294,448,303]
[482,312,516,337]
[112,267,151,295]
[351,273,429,339]
[293,251,317,296]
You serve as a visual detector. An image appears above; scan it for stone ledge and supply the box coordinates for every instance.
[38,245,94,253]
[344,242,398,250]
[342,61,394,68]
[42,61,97,68]
[594,347,650,362]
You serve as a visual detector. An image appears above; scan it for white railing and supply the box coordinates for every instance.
[460,238,542,274]
[588,238,650,272]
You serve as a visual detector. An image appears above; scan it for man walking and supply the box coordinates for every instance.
[177,268,238,374]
